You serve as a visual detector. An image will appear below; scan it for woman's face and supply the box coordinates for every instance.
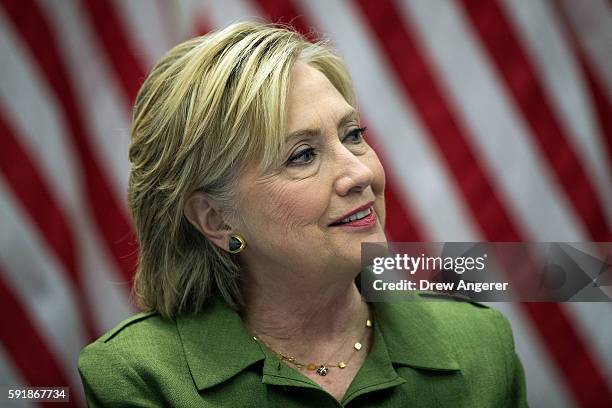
[234,63,386,285]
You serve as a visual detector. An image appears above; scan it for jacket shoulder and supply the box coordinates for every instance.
[415,290,491,308]
[405,293,527,406]
[381,291,510,350]
[80,310,179,361]
[418,291,507,336]
[78,312,184,406]
[98,311,160,342]
[78,310,182,381]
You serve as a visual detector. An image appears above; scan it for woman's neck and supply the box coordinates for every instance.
[239,272,370,360]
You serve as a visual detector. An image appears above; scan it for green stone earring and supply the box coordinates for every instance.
[228,235,245,254]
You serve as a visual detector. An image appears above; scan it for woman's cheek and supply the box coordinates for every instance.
[258,180,321,234]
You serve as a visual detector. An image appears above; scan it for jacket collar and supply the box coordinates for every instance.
[371,298,460,371]
[177,291,460,391]
[176,292,265,390]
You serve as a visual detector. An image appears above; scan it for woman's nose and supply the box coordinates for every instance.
[334,148,375,196]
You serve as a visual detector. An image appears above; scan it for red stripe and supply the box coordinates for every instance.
[351,0,612,405]
[383,173,424,242]
[0,108,100,341]
[0,271,81,407]
[525,303,612,405]
[0,0,138,284]
[459,0,612,242]
[80,0,146,105]
[554,1,612,182]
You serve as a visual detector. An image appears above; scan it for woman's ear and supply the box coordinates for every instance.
[184,191,231,250]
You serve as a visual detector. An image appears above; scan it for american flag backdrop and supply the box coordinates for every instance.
[0,0,611,407]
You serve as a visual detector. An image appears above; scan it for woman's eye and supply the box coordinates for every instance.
[343,127,367,144]
[288,147,317,165]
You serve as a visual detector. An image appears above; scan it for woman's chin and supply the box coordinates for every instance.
[357,225,387,245]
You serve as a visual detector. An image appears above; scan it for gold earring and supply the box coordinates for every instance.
[228,235,245,254]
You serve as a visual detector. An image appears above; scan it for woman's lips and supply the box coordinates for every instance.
[329,201,375,226]
[329,209,377,228]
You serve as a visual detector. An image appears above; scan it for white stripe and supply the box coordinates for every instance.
[398,0,586,241]
[0,180,85,396]
[0,10,133,333]
[500,0,612,227]
[297,0,480,241]
[0,344,34,408]
[487,303,577,408]
[167,0,198,39]
[209,0,262,27]
[112,0,179,67]
[173,0,216,38]
[38,0,131,203]
[560,0,612,103]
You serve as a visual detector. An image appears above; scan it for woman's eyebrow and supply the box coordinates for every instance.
[285,128,319,142]
[338,109,360,128]
[285,109,360,142]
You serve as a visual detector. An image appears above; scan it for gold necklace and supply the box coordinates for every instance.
[253,318,372,376]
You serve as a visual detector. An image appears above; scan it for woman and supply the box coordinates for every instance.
[78,21,527,407]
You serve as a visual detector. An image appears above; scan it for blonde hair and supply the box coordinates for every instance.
[129,21,357,318]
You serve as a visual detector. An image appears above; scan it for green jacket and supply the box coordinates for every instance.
[78,293,527,407]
